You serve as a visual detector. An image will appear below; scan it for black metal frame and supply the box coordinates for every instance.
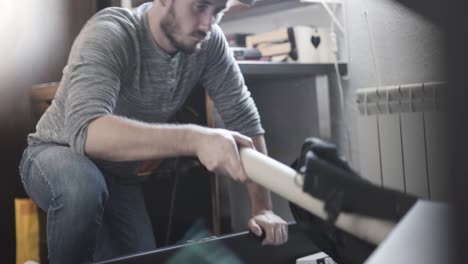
[93,223,319,264]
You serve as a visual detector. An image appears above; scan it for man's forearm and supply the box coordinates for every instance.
[246,135,273,214]
[85,114,203,161]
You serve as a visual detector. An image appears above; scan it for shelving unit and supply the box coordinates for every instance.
[224,0,343,21]
[221,0,348,63]
[236,61,348,138]
[221,0,348,140]
[238,61,347,77]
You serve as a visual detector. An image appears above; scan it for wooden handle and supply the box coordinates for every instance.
[239,147,395,245]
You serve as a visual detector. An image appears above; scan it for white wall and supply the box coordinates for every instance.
[336,0,445,170]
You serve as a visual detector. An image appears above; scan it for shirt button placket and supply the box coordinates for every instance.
[170,60,177,90]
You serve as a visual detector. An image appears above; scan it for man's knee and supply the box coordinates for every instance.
[59,173,109,216]
[41,146,109,215]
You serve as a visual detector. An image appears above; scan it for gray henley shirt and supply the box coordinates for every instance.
[28,3,264,177]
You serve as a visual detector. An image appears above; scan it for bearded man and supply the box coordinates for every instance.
[19,0,288,263]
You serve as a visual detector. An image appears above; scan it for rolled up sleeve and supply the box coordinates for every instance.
[64,19,130,155]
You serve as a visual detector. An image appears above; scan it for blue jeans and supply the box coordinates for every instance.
[19,143,156,264]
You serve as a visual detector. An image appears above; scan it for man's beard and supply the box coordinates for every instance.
[160,4,209,54]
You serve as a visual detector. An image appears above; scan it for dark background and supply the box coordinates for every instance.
[1,1,98,262]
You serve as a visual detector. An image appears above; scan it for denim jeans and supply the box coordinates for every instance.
[19,143,156,264]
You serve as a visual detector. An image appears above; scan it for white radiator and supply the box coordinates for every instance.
[356,82,448,201]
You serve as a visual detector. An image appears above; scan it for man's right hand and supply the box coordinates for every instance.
[194,128,254,182]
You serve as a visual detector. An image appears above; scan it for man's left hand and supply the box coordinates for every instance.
[248,210,288,245]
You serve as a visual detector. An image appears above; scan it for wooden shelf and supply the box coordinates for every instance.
[223,0,341,22]
[237,61,347,77]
